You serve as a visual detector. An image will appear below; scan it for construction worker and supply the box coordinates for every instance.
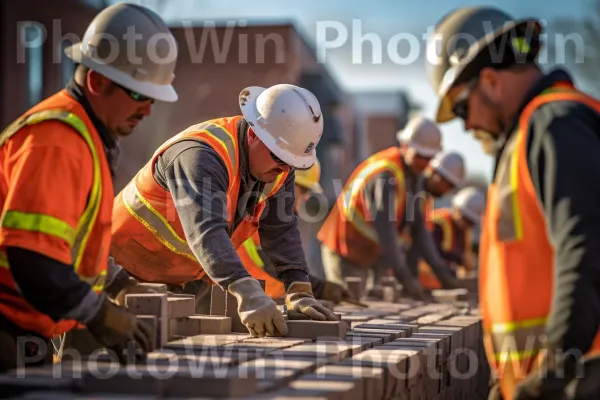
[428,6,600,399]
[0,3,177,371]
[111,84,338,338]
[238,158,356,304]
[404,151,467,277]
[418,187,484,290]
[317,116,460,300]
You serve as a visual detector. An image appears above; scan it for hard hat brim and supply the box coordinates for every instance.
[239,86,316,170]
[65,43,178,103]
[409,143,440,158]
[435,18,542,123]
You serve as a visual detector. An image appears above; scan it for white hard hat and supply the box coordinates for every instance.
[239,84,323,170]
[397,116,443,158]
[430,152,466,188]
[65,3,178,102]
[452,187,485,224]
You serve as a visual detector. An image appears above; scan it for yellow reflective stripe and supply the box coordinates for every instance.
[495,135,522,242]
[122,184,197,262]
[242,238,264,268]
[183,121,239,177]
[260,173,285,202]
[342,159,405,243]
[433,214,453,252]
[81,269,107,292]
[1,211,76,246]
[491,317,547,362]
[0,109,103,271]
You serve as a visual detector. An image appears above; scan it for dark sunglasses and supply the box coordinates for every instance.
[270,151,290,167]
[115,83,154,103]
[451,79,478,121]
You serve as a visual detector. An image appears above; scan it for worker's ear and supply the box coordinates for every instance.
[247,127,258,144]
[86,70,109,96]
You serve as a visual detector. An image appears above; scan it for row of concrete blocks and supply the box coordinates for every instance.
[4,301,490,399]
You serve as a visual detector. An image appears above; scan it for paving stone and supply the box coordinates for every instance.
[165,333,250,352]
[286,320,349,340]
[346,331,395,344]
[235,358,317,391]
[127,283,168,294]
[167,297,196,318]
[281,342,352,362]
[169,315,232,338]
[288,379,360,399]
[352,327,404,340]
[343,335,384,351]
[354,323,411,337]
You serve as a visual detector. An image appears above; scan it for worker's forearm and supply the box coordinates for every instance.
[6,247,101,323]
[259,171,310,289]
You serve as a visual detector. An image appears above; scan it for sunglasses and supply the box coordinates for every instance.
[451,78,478,121]
[115,83,154,103]
[270,151,290,167]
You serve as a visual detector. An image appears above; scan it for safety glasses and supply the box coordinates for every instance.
[270,151,290,167]
[115,83,154,103]
[451,78,478,121]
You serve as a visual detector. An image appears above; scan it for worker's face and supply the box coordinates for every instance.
[87,71,154,137]
[426,171,454,197]
[294,185,311,213]
[404,147,433,174]
[247,128,291,183]
[449,69,506,155]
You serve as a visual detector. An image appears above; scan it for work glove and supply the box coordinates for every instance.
[86,295,153,364]
[311,277,357,304]
[228,277,287,337]
[285,281,339,321]
[513,350,575,400]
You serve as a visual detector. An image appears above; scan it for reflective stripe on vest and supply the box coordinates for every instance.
[121,183,197,261]
[341,159,405,243]
[433,213,454,252]
[242,238,264,268]
[491,317,547,362]
[0,109,105,290]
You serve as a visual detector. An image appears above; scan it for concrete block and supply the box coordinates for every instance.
[169,315,232,337]
[354,323,411,338]
[125,293,168,347]
[281,342,351,363]
[166,333,250,352]
[210,284,247,333]
[235,358,316,391]
[313,364,385,400]
[286,320,350,340]
[343,335,384,350]
[127,283,168,294]
[345,277,363,300]
[210,284,227,315]
[352,327,404,340]
[346,331,395,344]
[167,297,196,319]
[165,369,258,398]
[288,379,360,399]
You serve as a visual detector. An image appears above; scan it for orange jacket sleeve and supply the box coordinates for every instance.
[0,121,93,265]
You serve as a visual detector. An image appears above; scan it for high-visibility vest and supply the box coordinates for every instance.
[237,232,286,298]
[0,90,113,338]
[111,116,289,285]
[480,82,600,399]
[318,147,407,266]
[418,208,473,289]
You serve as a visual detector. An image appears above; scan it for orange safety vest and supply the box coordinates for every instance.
[318,147,407,266]
[480,82,600,399]
[111,116,289,285]
[418,208,474,289]
[0,90,113,338]
[237,233,286,298]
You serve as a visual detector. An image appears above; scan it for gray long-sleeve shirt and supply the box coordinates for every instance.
[366,158,455,288]
[152,118,309,290]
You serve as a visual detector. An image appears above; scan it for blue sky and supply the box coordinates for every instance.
[122,0,589,181]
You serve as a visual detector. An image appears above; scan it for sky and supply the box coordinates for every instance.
[119,0,590,181]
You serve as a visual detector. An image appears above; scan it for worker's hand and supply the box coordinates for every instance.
[513,350,575,400]
[228,277,287,337]
[285,281,339,321]
[312,279,357,304]
[86,295,153,364]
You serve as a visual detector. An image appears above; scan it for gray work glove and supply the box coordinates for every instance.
[311,276,357,304]
[228,277,288,337]
[285,281,339,321]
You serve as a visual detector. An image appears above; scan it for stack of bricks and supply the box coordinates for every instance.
[2,282,490,399]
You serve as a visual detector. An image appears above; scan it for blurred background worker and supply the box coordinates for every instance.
[318,115,459,300]
[418,187,484,290]
[0,3,178,371]
[111,84,338,338]
[404,151,467,277]
[238,158,357,305]
[429,6,600,399]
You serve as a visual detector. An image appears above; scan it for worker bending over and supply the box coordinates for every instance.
[404,151,467,276]
[429,6,600,399]
[318,116,459,300]
[111,84,337,338]
[0,3,175,370]
[238,158,356,304]
[418,187,484,289]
